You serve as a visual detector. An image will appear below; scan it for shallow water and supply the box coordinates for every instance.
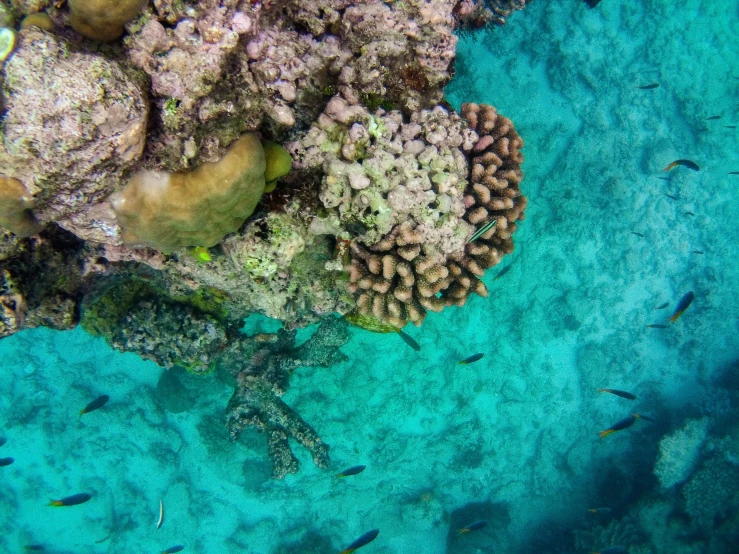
[2,0,739,552]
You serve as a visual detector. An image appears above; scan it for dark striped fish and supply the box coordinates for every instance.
[459,353,484,365]
[670,291,694,322]
[48,493,92,507]
[663,159,699,172]
[636,83,659,89]
[598,388,636,400]
[394,328,420,351]
[340,529,379,554]
[79,395,109,420]
[336,465,366,478]
[646,324,668,329]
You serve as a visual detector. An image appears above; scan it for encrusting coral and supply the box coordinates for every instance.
[68,0,147,41]
[111,133,267,252]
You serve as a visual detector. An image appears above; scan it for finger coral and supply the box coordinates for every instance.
[111,133,267,252]
[68,0,147,41]
[291,96,526,327]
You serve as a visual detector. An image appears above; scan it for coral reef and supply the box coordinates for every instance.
[68,0,147,41]
[0,28,148,243]
[0,227,97,338]
[80,274,349,478]
[289,97,526,326]
[653,418,710,489]
[111,133,267,252]
[455,0,531,29]
[682,436,739,529]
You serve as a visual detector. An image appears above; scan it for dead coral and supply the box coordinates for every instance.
[0,28,148,243]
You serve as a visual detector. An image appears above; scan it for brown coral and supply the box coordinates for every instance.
[346,103,526,327]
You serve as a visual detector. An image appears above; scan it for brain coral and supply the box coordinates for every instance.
[290,96,526,327]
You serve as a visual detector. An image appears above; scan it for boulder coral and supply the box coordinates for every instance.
[0,28,148,243]
[111,133,267,252]
[68,0,147,41]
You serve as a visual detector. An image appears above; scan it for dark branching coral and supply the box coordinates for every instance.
[0,226,95,338]
[226,317,349,479]
[81,274,349,479]
[346,102,526,327]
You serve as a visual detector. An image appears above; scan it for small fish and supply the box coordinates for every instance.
[654,302,669,310]
[459,353,484,365]
[336,465,366,478]
[394,328,420,351]
[599,414,651,438]
[728,171,739,175]
[664,193,679,200]
[646,324,668,329]
[636,83,659,89]
[468,219,497,243]
[22,546,45,551]
[0,457,14,466]
[656,176,671,181]
[458,520,488,535]
[157,499,164,529]
[684,211,695,216]
[584,0,602,8]
[191,247,211,262]
[588,507,612,516]
[592,548,628,554]
[48,492,92,507]
[161,546,184,554]
[598,388,636,400]
[725,125,737,129]
[630,231,644,238]
[94,533,111,544]
[662,159,700,172]
[692,250,704,255]
[79,394,109,419]
[669,291,694,322]
[340,529,379,554]
[705,115,721,120]
[493,265,512,280]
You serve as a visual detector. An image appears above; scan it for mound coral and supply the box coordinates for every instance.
[68,0,147,41]
[0,176,42,237]
[0,28,148,243]
[290,97,525,327]
[111,134,267,252]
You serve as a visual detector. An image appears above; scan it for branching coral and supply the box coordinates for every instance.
[111,134,267,252]
[81,274,349,479]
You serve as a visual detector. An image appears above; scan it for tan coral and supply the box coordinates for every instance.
[0,176,42,237]
[111,133,266,252]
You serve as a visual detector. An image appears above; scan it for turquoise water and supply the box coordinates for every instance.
[2,1,739,552]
